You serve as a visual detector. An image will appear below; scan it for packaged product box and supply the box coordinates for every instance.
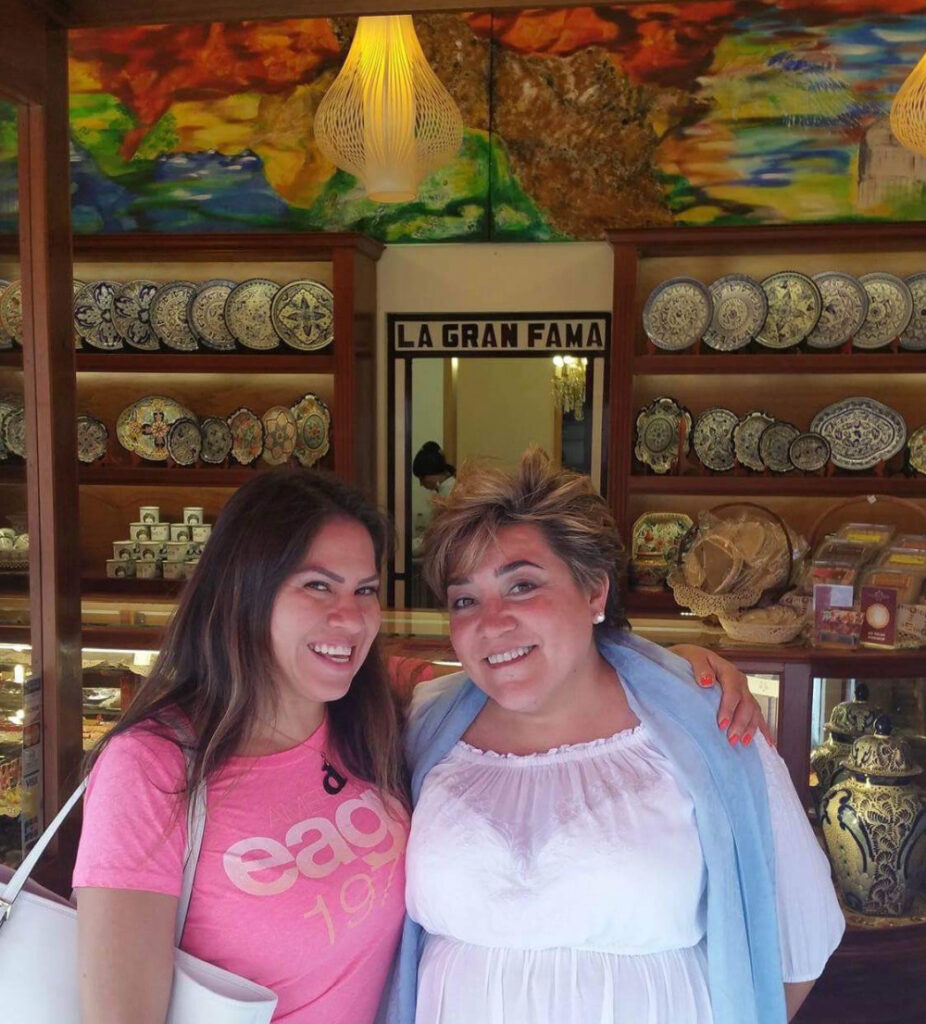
[813,583,860,648]
[860,585,899,648]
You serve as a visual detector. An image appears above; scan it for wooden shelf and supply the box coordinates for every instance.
[633,352,926,375]
[0,465,26,484]
[79,465,262,486]
[82,577,182,599]
[0,351,23,368]
[628,475,926,496]
[76,351,335,374]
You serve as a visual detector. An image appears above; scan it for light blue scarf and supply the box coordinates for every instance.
[380,630,785,1024]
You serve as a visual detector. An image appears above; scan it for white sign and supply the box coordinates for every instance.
[391,314,609,353]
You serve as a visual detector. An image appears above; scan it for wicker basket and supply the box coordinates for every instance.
[718,611,806,645]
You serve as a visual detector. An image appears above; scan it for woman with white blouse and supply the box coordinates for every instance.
[384,449,844,1024]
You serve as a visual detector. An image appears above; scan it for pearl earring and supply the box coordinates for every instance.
[593,612,605,624]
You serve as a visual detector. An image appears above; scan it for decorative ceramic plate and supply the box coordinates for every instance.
[227,407,264,465]
[0,281,13,349]
[0,280,23,347]
[789,431,831,473]
[167,417,202,466]
[757,421,800,473]
[76,414,108,464]
[855,273,913,349]
[112,280,159,351]
[261,405,298,464]
[225,279,281,350]
[116,395,197,462]
[899,273,926,351]
[199,416,234,464]
[810,396,907,471]
[0,394,21,460]
[806,272,869,350]
[189,280,237,351]
[3,407,26,458]
[149,282,198,351]
[642,278,712,351]
[630,511,694,587]
[271,280,334,352]
[909,424,926,474]
[291,392,331,467]
[733,410,775,471]
[693,407,738,471]
[72,279,87,348]
[703,275,767,351]
[756,272,822,349]
[74,281,122,350]
[634,397,692,474]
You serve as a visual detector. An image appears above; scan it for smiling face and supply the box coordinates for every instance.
[269,516,382,716]
[447,523,607,717]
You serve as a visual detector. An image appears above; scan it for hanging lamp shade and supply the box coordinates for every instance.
[314,15,463,203]
[890,48,926,157]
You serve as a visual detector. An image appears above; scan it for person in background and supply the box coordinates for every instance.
[412,442,457,499]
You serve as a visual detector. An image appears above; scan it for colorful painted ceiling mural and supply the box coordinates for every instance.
[48,2,926,238]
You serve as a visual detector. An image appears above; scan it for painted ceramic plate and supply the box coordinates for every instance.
[0,280,23,347]
[0,394,21,460]
[756,272,821,349]
[76,414,108,464]
[0,281,14,349]
[855,273,913,349]
[166,417,202,466]
[810,397,907,471]
[72,279,87,348]
[112,280,159,351]
[3,407,26,458]
[642,278,712,351]
[227,407,264,465]
[199,416,234,464]
[788,431,831,473]
[271,280,334,352]
[189,279,237,351]
[225,279,281,350]
[900,273,926,351]
[74,281,122,350]
[703,275,767,351]
[693,407,738,471]
[150,282,198,351]
[634,397,692,474]
[291,392,331,467]
[733,410,775,471]
[630,512,694,588]
[806,272,869,350]
[757,420,800,473]
[116,395,197,462]
[909,424,926,474]
[261,405,298,465]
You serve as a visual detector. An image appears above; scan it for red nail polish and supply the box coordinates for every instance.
[699,672,713,686]
[742,734,752,746]
[719,718,730,730]
[729,734,739,746]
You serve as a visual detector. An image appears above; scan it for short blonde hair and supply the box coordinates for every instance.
[421,448,627,629]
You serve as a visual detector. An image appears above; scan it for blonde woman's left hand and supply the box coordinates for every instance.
[668,644,773,748]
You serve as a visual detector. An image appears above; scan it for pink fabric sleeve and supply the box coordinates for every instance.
[72,727,189,897]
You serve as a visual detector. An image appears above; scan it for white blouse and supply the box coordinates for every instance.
[406,724,844,1024]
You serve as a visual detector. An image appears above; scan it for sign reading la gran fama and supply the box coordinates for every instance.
[389,313,610,354]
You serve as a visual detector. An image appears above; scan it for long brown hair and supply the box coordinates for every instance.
[84,468,408,809]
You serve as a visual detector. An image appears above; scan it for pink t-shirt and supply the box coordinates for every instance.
[73,718,408,1023]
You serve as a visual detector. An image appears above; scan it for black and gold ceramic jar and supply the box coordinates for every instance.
[810,682,879,811]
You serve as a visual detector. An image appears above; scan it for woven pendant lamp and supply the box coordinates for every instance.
[890,48,926,157]
[314,15,463,203]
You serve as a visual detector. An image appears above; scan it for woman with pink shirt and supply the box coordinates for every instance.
[74,467,766,1023]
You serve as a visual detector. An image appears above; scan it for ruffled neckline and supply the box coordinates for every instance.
[454,722,648,766]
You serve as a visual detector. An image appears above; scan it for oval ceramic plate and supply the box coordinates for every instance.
[116,395,197,462]
[810,396,907,471]
[271,280,334,352]
[642,278,712,351]
[189,279,237,351]
[733,410,775,471]
[166,417,202,466]
[150,281,198,351]
[757,421,800,473]
[291,392,331,467]
[789,431,831,473]
[806,272,869,350]
[225,279,281,351]
[900,273,926,351]
[74,281,123,350]
[112,280,159,351]
[72,279,87,348]
[76,414,108,464]
[634,397,692,474]
[3,407,26,458]
[227,407,264,465]
[693,407,738,471]
[0,281,14,349]
[756,271,821,349]
[703,275,767,351]
[855,273,913,349]
[909,424,926,474]
[199,416,234,464]
[0,280,23,347]
[261,405,298,464]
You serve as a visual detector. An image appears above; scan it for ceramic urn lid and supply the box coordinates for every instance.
[845,715,923,780]
[825,682,879,740]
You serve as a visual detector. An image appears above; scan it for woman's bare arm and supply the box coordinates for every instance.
[78,887,177,1024]
[785,979,815,1020]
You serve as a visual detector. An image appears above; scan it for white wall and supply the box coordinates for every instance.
[376,242,613,504]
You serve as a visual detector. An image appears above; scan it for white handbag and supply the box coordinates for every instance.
[0,776,278,1023]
